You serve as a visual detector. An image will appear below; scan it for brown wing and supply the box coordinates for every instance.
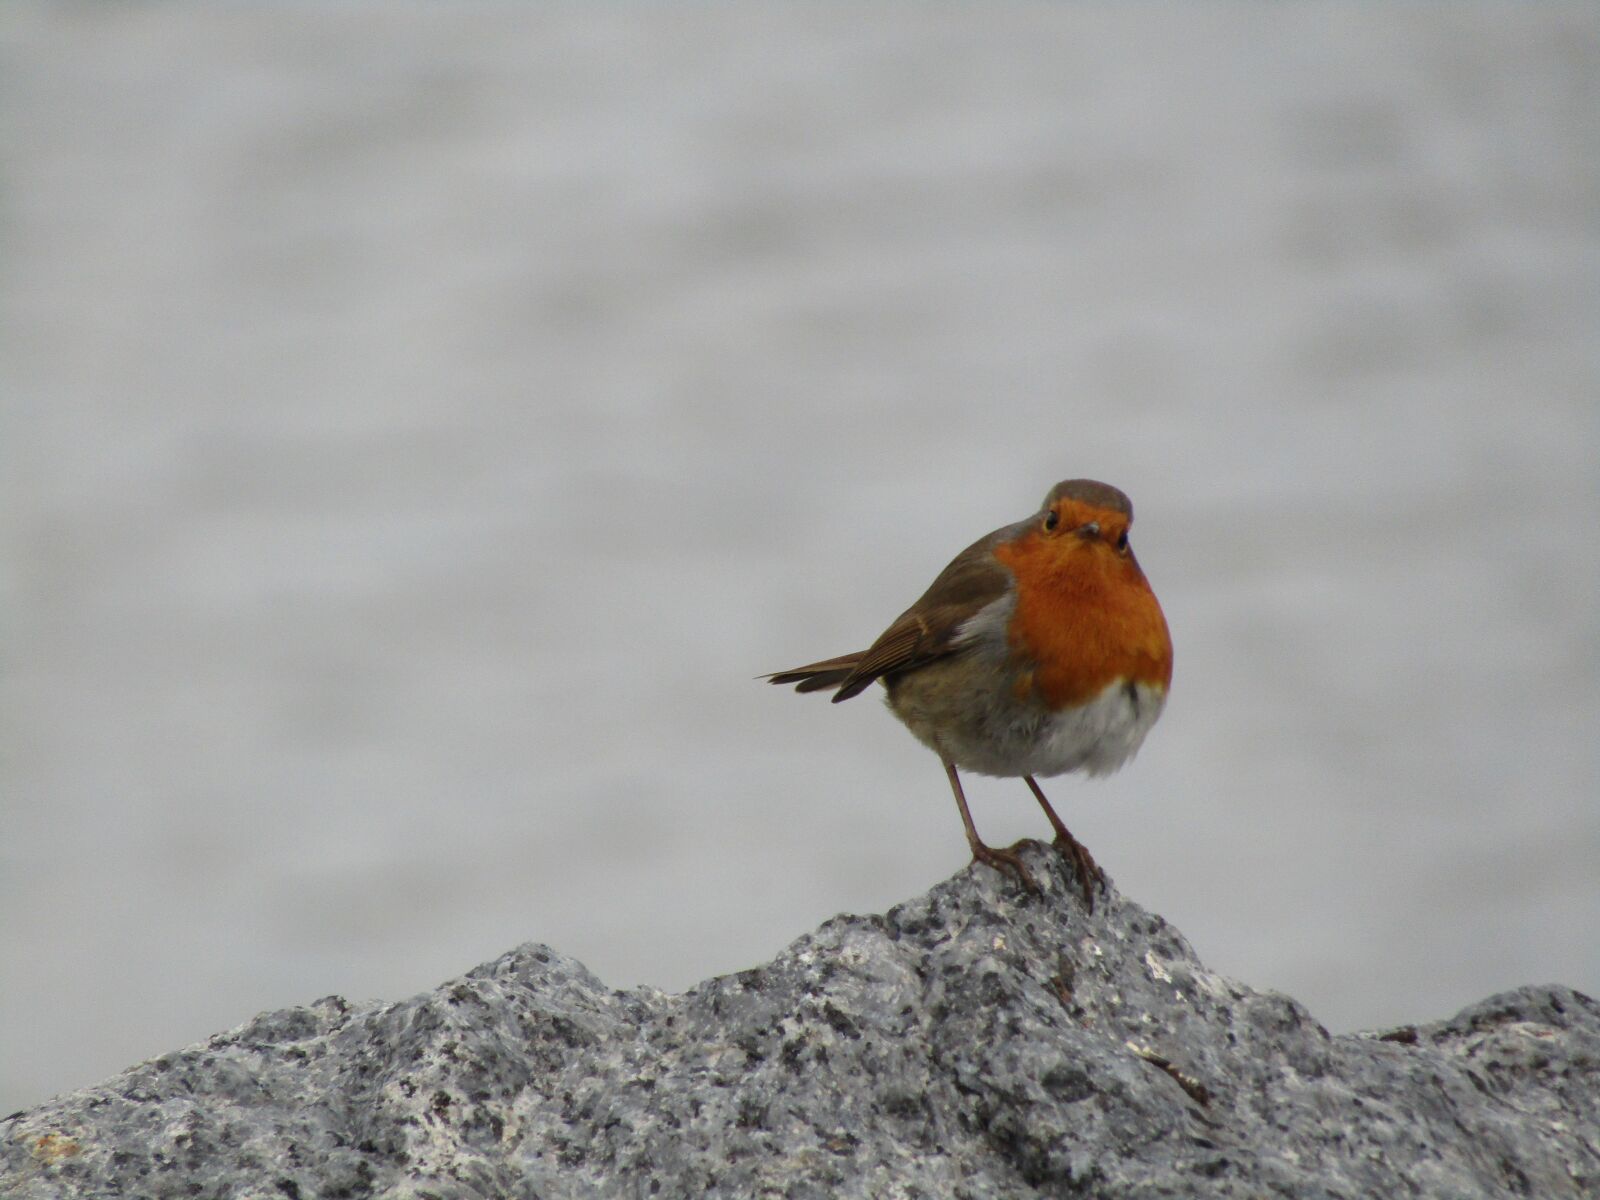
[766,651,864,694]
[768,524,1017,702]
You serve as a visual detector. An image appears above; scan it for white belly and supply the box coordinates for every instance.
[1010,678,1167,778]
[885,656,1167,780]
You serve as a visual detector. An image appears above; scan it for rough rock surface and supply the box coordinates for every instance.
[5,844,1598,1199]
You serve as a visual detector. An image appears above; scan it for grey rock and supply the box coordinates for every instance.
[5,844,1597,1199]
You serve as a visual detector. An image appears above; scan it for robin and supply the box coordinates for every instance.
[769,479,1172,905]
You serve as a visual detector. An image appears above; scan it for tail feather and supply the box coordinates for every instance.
[766,652,868,698]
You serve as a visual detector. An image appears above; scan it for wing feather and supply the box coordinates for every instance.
[823,525,1017,701]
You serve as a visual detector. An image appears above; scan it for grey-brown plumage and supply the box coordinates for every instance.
[768,526,1015,702]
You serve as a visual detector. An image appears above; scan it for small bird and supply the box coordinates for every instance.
[769,480,1172,904]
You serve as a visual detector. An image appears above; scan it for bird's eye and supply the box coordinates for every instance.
[1115,530,1130,554]
[1043,509,1060,532]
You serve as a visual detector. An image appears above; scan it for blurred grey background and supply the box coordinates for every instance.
[4,6,1597,1114]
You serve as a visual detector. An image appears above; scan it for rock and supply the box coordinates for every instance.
[4,843,1597,1198]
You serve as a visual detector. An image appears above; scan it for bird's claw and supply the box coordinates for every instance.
[970,842,1040,894]
[1052,833,1106,911]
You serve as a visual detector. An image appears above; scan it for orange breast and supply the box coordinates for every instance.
[992,533,1173,709]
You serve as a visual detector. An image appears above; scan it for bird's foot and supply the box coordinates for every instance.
[1052,831,1106,910]
[970,841,1039,894]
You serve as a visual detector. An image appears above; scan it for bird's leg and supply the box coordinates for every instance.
[944,760,1037,893]
[1024,774,1105,909]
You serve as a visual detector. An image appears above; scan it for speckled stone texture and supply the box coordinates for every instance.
[5,845,1598,1199]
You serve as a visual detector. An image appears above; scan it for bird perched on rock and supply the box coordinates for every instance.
[769,480,1172,904]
